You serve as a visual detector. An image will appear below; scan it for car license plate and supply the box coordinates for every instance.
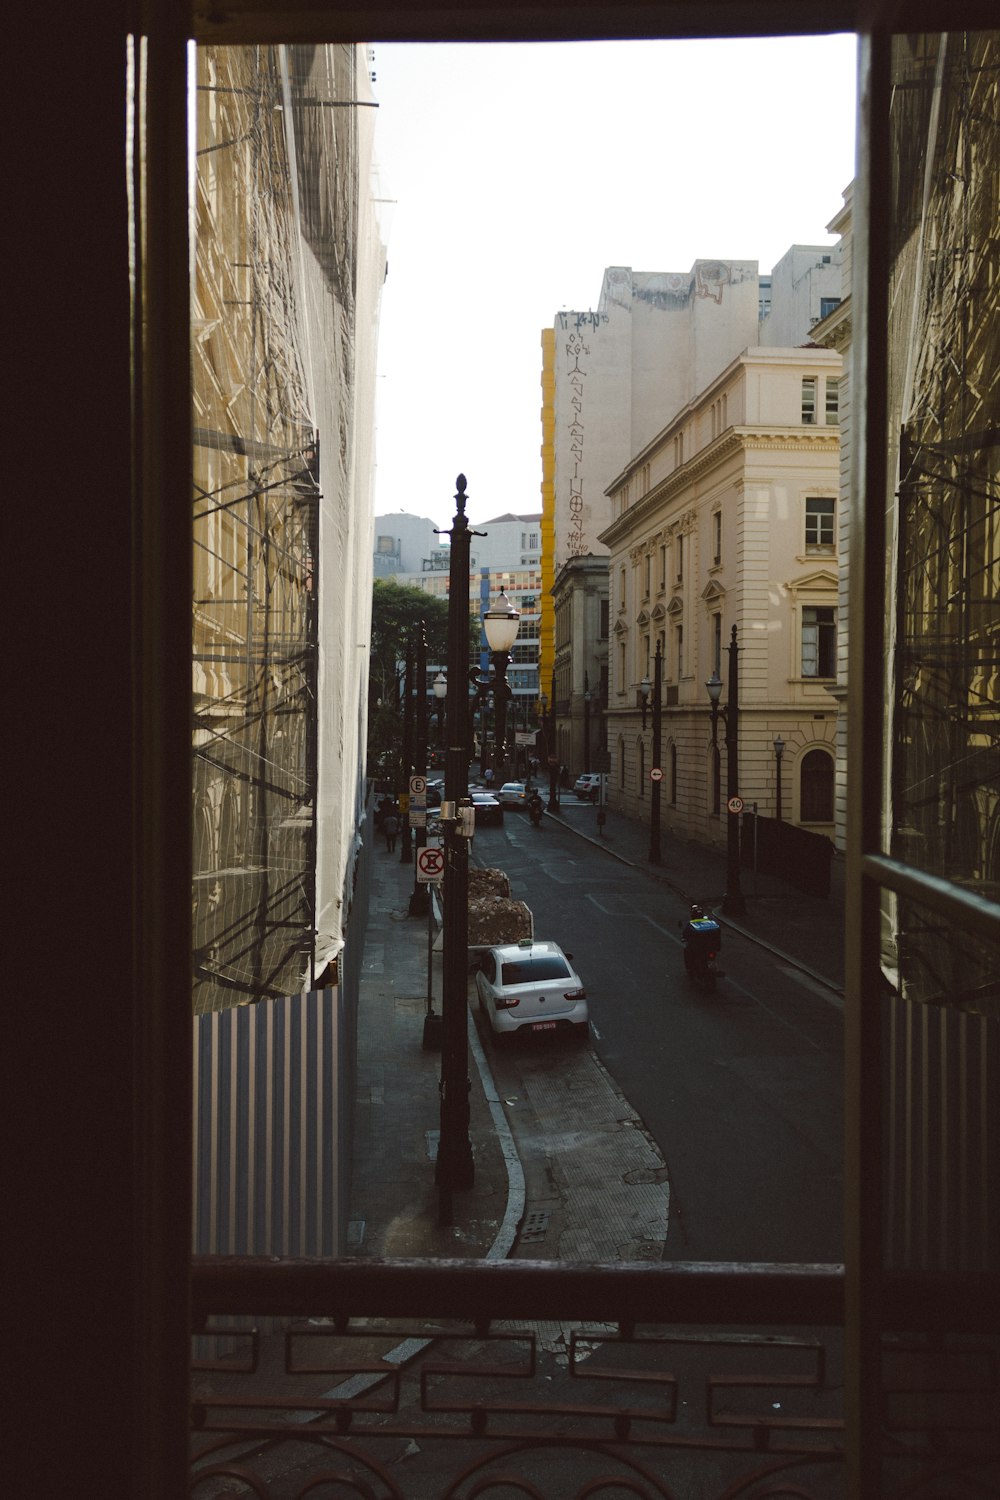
[532,1021,557,1032]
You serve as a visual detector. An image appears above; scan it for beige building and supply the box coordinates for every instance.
[600,344,842,846]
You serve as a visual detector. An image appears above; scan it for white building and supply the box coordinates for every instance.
[600,343,842,844]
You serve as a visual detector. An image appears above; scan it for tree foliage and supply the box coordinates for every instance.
[366,579,478,782]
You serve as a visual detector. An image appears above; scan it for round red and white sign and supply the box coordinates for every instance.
[727,795,744,815]
[650,767,663,781]
[416,846,445,882]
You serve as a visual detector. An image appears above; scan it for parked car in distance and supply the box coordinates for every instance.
[470,790,504,826]
[497,781,528,809]
[475,938,589,1041]
[574,772,606,802]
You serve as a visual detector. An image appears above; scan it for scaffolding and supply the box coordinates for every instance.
[192,47,323,1012]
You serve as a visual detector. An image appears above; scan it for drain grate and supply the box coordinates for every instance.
[519,1210,550,1243]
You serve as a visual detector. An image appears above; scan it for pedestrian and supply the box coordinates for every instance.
[383,811,399,852]
[484,767,494,788]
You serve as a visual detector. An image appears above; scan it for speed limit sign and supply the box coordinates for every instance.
[727,795,744,815]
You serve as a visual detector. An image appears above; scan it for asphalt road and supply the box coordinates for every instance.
[471,810,845,1265]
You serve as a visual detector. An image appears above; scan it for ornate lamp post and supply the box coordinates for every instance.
[773,735,785,822]
[639,669,652,730]
[483,589,520,784]
[408,622,429,915]
[583,673,592,775]
[432,672,447,757]
[706,624,746,917]
[437,475,480,1223]
[648,641,663,865]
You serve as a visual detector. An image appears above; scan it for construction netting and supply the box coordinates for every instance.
[883,32,999,1020]
[192,43,385,1013]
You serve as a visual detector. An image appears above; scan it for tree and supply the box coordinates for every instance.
[366,579,477,781]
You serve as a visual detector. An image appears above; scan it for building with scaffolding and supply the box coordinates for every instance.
[192,44,385,1012]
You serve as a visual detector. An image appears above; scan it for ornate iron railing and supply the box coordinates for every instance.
[190,1259,999,1499]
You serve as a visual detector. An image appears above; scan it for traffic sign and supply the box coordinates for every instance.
[650,767,663,782]
[416,846,445,883]
[409,775,427,797]
[727,795,744,815]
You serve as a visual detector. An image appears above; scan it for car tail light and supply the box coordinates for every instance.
[496,995,519,1009]
[564,988,586,1001]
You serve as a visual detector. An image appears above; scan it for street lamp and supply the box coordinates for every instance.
[648,641,663,865]
[639,670,652,731]
[408,622,429,916]
[583,673,592,775]
[706,624,746,916]
[433,672,447,754]
[773,735,785,822]
[483,588,520,783]
[437,474,480,1224]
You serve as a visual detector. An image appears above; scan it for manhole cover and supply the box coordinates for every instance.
[520,1210,550,1242]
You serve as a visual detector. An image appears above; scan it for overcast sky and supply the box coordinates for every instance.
[370,37,858,533]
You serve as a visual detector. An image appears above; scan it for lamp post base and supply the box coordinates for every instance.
[421,1011,442,1051]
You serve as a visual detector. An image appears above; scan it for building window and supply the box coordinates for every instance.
[659,545,667,590]
[805,496,836,553]
[676,622,685,677]
[713,613,722,678]
[619,568,626,610]
[802,606,836,677]
[800,748,834,822]
[712,510,722,565]
[644,554,651,598]
[825,377,840,425]
[820,296,842,318]
[801,377,817,425]
[676,534,684,583]
[599,598,609,640]
[619,641,626,688]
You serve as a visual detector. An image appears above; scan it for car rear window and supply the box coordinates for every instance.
[500,957,572,984]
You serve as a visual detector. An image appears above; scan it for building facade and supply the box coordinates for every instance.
[552,554,611,777]
[600,345,842,844]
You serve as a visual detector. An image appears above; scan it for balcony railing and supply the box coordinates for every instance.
[190,1258,998,1499]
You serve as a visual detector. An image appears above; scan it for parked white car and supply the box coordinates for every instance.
[475,939,589,1041]
[573,772,606,802]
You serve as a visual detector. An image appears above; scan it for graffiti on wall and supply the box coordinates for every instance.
[695,262,732,304]
[564,331,590,557]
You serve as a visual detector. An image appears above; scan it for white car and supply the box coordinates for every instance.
[497,781,528,809]
[475,939,589,1041]
[573,772,606,802]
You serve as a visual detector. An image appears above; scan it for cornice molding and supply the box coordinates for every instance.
[600,426,840,548]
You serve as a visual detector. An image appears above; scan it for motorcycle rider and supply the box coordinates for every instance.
[528,790,544,825]
[680,903,721,977]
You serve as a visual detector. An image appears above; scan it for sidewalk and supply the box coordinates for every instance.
[544,796,845,995]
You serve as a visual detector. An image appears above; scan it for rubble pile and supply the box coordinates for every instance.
[467,896,533,948]
[468,867,511,899]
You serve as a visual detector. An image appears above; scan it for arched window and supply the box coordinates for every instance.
[800,748,834,823]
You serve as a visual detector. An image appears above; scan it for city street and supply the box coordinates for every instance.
[469,805,845,1265]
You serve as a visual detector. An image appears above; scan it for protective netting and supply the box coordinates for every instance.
[885,32,999,1019]
[192,43,385,1012]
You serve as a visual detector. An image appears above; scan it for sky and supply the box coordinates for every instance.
[370,37,858,533]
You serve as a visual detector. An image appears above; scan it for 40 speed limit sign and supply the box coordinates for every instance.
[416,846,445,883]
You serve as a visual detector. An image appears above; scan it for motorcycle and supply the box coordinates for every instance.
[678,916,721,991]
[528,796,544,827]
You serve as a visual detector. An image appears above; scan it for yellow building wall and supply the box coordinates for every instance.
[539,326,556,701]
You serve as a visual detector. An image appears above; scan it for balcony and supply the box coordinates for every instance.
[190,1259,997,1497]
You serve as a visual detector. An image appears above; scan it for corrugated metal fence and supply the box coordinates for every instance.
[192,813,371,1258]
